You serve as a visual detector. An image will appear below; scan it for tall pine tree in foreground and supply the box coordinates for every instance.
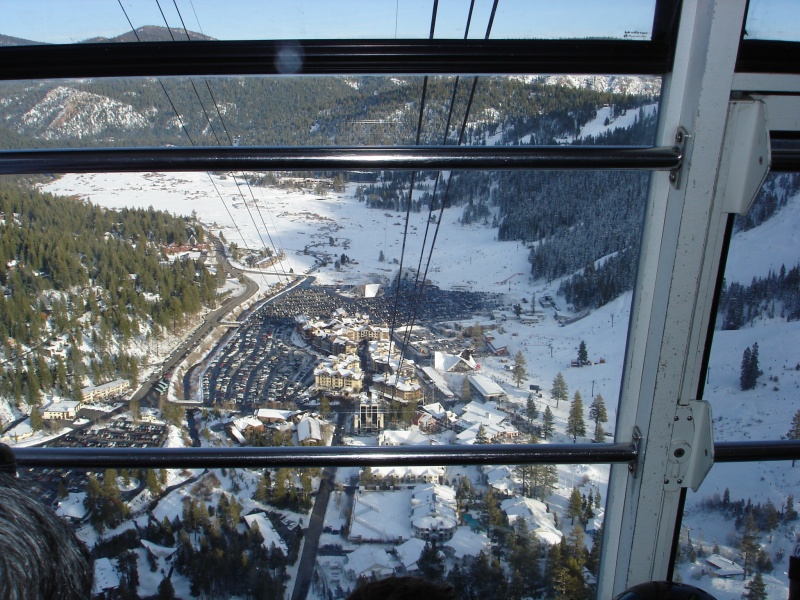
[588,394,608,442]
[567,391,586,442]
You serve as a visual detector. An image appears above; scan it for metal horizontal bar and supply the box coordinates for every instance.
[714,440,800,463]
[8,440,800,471]
[0,39,672,81]
[770,144,800,172]
[0,145,682,175]
[11,442,637,469]
[737,40,800,76]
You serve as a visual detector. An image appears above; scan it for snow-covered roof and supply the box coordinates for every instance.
[706,554,744,577]
[233,416,262,431]
[141,539,178,559]
[445,526,491,560]
[434,351,477,372]
[255,408,295,421]
[346,545,395,577]
[500,497,562,545]
[92,557,120,594]
[371,465,445,480]
[297,415,323,442]
[244,512,288,554]
[379,429,431,446]
[395,537,427,570]
[349,489,414,542]
[422,402,448,419]
[468,374,506,398]
[420,367,455,398]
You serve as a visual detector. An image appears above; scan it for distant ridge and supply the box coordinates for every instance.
[0,33,46,46]
[83,25,215,43]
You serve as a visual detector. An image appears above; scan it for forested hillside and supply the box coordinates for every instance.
[0,178,217,408]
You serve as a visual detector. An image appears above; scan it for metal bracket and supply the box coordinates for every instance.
[719,99,771,215]
[669,127,690,189]
[629,426,643,479]
[663,399,714,492]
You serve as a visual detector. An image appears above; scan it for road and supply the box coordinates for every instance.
[130,245,260,405]
[291,412,345,600]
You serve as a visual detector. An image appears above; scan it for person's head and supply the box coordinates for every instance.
[346,576,459,600]
[0,472,93,599]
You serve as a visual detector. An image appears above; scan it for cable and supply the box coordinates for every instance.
[158,0,290,284]
[171,0,292,285]
[117,0,252,257]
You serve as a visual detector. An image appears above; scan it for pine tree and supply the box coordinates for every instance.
[588,393,608,441]
[461,377,472,400]
[578,340,588,365]
[566,391,587,442]
[788,410,800,466]
[526,394,539,422]
[475,424,490,444]
[739,510,760,579]
[418,541,445,581]
[542,406,556,440]
[740,346,753,390]
[567,487,583,524]
[512,350,527,387]
[552,372,568,408]
[29,406,43,431]
[742,571,767,600]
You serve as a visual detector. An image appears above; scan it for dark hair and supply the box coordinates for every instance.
[346,576,459,600]
[0,473,93,599]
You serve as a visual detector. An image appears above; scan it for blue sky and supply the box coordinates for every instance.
[1,0,660,43]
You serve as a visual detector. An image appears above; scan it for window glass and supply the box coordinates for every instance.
[0,73,659,598]
[0,0,657,45]
[745,0,800,41]
[681,461,797,598]
[0,75,661,149]
[704,173,800,442]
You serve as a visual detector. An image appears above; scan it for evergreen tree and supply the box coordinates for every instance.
[512,350,527,387]
[578,340,588,365]
[157,576,176,600]
[588,393,608,441]
[567,487,583,524]
[566,391,587,442]
[475,424,490,444]
[739,510,760,579]
[740,343,763,390]
[742,571,767,600]
[552,372,568,408]
[418,541,445,581]
[788,410,800,466]
[542,406,556,440]
[29,406,43,431]
[461,377,472,401]
[526,394,539,422]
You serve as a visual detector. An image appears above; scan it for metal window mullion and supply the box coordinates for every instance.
[598,0,748,596]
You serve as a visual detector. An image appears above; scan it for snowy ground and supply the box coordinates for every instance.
[41,171,800,598]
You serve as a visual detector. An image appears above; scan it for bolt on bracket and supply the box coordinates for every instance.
[663,399,714,492]
[669,127,690,189]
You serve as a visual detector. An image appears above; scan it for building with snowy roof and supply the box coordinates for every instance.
[92,557,121,597]
[244,512,288,554]
[467,374,506,402]
[705,554,744,578]
[378,428,431,446]
[255,408,296,423]
[42,400,80,421]
[81,378,130,402]
[394,537,427,573]
[297,415,324,446]
[314,354,364,396]
[434,349,477,373]
[444,526,492,562]
[353,392,385,433]
[411,483,458,542]
[370,465,445,486]
[501,496,562,546]
[345,545,396,580]
[418,367,455,400]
